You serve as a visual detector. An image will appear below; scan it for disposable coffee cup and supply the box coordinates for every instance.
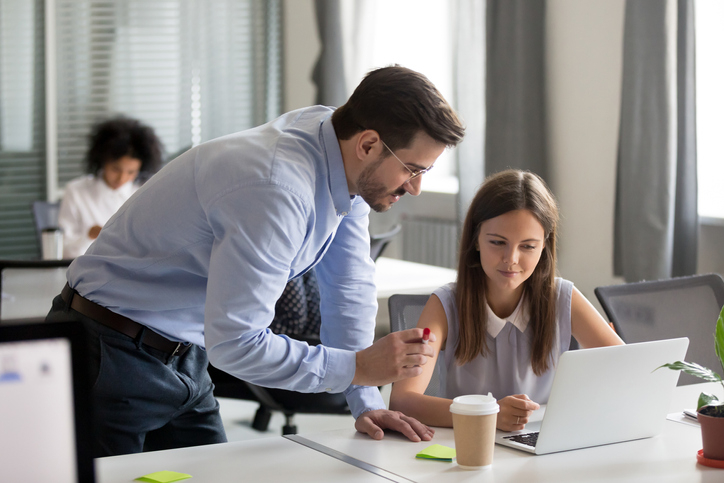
[450,393,500,470]
[41,228,64,260]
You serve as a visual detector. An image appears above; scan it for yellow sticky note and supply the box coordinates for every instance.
[135,470,192,483]
[416,444,456,461]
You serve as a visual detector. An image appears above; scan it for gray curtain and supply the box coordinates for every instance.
[614,0,697,282]
[455,0,548,223]
[484,0,548,181]
[454,0,486,223]
[312,0,348,107]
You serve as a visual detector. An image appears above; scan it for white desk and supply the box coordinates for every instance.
[374,257,457,339]
[0,256,454,327]
[374,257,457,299]
[0,266,68,320]
[95,383,723,482]
[290,383,724,482]
[96,436,385,483]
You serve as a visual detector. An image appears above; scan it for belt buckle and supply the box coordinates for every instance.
[170,342,183,358]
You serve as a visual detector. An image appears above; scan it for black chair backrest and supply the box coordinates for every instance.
[388,293,443,397]
[595,273,724,385]
[370,224,402,261]
[32,201,61,250]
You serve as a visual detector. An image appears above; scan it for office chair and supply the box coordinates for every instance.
[387,293,442,397]
[0,259,72,322]
[595,273,724,385]
[370,224,401,261]
[32,201,61,252]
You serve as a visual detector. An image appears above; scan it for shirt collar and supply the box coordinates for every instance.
[486,294,530,338]
[320,114,352,217]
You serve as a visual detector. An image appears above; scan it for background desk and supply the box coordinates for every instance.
[0,257,453,326]
[290,382,724,482]
[0,261,70,321]
[374,257,456,339]
[97,435,386,483]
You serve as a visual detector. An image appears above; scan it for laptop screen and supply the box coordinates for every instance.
[0,322,94,482]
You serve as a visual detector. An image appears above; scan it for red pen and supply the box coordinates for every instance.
[422,327,431,344]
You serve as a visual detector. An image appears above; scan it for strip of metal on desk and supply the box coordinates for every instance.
[286,434,416,483]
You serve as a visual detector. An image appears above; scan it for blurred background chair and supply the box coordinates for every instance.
[209,225,405,434]
[595,273,724,385]
[387,293,442,397]
[0,259,72,322]
[32,201,61,255]
[369,224,401,261]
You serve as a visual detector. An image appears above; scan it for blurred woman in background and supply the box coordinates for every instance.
[59,116,163,258]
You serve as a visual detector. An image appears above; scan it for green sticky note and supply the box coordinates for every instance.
[135,470,192,483]
[416,444,456,461]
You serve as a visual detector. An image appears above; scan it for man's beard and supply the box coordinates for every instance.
[357,156,405,213]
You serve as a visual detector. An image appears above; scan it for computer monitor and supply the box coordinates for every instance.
[0,321,95,482]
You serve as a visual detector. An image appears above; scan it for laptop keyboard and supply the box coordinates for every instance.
[504,432,539,448]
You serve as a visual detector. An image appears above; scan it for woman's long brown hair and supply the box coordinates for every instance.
[455,170,559,375]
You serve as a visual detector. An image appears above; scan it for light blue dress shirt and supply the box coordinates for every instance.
[67,106,384,417]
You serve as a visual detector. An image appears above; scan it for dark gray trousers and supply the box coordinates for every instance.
[46,294,227,457]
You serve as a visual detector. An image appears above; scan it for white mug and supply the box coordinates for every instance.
[41,228,64,260]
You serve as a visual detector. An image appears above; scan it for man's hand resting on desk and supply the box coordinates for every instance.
[352,328,436,387]
[355,409,435,442]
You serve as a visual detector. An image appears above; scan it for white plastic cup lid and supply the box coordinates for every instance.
[449,393,500,416]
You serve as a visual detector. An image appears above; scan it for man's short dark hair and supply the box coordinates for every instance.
[86,116,164,176]
[332,65,465,151]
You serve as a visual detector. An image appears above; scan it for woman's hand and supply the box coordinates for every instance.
[497,394,540,431]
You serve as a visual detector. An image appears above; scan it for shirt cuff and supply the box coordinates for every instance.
[344,385,386,419]
[317,346,356,393]
[317,347,386,418]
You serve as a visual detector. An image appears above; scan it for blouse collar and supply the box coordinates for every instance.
[485,294,530,338]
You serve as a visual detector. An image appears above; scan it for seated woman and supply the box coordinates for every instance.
[389,169,623,431]
[58,116,163,258]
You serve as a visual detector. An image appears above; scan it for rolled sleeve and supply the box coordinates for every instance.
[315,197,382,416]
[204,183,356,393]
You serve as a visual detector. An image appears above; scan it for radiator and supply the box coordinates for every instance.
[401,216,459,269]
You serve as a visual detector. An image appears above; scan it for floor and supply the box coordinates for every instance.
[218,385,392,441]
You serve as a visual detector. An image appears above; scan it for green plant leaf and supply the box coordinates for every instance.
[698,392,720,411]
[716,304,724,375]
[656,361,723,383]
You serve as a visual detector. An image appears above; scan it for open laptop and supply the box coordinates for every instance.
[0,321,95,482]
[495,338,689,455]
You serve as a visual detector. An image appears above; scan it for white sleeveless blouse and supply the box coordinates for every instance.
[433,278,573,404]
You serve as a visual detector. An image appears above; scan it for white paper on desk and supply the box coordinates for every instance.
[666,411,700,428]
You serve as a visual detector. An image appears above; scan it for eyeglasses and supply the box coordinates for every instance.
[380,139,434,183]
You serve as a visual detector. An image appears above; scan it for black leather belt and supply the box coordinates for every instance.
[61,283,190,359]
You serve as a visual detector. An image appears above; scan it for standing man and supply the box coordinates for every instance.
[47,66,465,456]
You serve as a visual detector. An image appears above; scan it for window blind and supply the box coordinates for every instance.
[55,0,282,186]
[0,0,45,259]
[0,0,282,258]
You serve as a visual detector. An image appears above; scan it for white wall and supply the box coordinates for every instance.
[546,0,626,301]
[283,0,318,112]
[547,0,724,304]
[283,0,724,295]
